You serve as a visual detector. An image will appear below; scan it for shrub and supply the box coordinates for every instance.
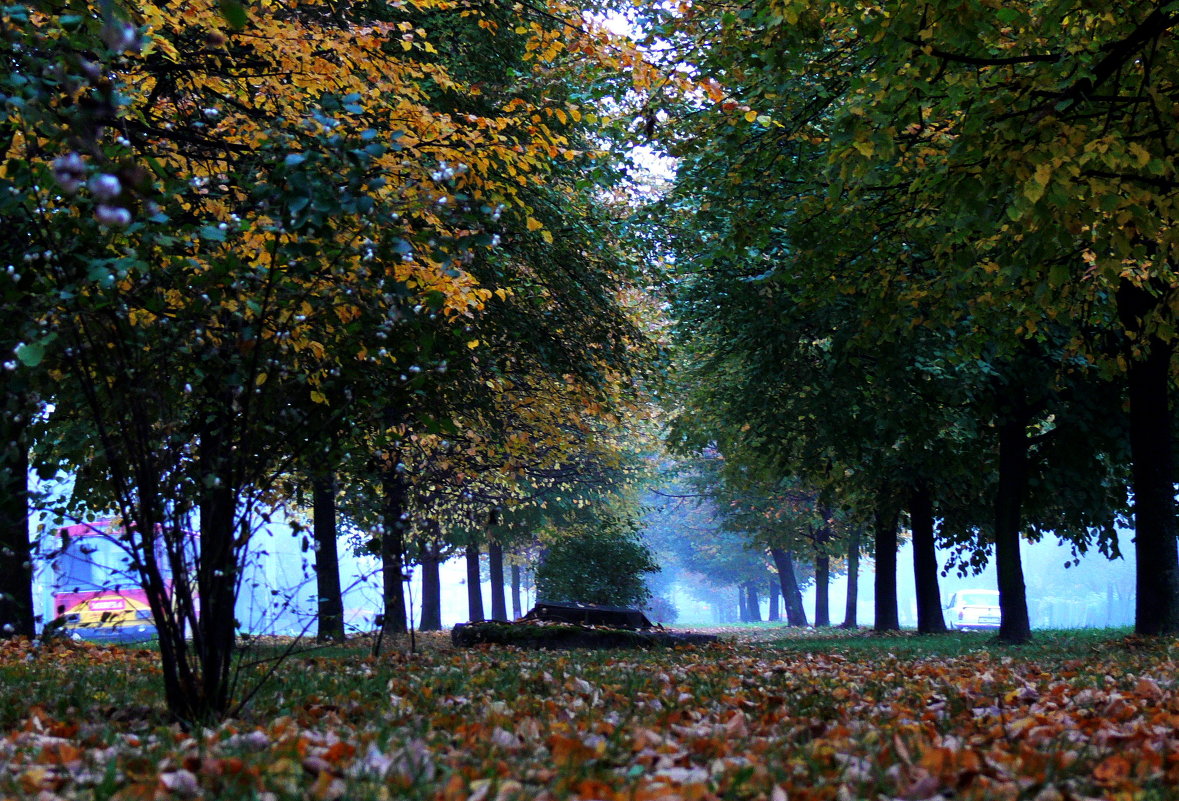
[535,517,658,608]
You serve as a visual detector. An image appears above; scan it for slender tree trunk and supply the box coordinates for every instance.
[874,500,900,631]
[511,562,522,619]
[1117,279,1179,635]
[840,526,861,629]
[419,539,442,632]
[994,417,1032,644]
[771,548,808,626]
[768,578,780,622]
[380,469,408,636]
[814,553,830,626]
[0,412,34,639]
[465,543,484,622]
[909,482,946,633]
[312,472,344,643]
[737,583,749,621]
[746,581,762,622]
[488,539,507,621]
[197,422,238,720]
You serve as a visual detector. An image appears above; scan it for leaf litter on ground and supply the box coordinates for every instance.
[2,628,1178,801]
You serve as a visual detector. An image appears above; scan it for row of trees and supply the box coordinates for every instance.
[1,0,657,723]
[640,0,1176,643]
[643,456,850,627]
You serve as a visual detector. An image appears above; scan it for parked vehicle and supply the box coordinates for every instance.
[49,521,167,643]
[944,589,1001,631]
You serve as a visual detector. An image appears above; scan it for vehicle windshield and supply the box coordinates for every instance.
[959,592,999,607]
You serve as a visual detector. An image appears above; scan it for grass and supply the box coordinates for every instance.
[763,625,1138,661]
[2,626,1176,800]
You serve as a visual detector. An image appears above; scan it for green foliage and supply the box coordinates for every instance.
[535,516,659,607]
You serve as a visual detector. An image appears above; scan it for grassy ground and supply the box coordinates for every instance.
[1,626,1175,800]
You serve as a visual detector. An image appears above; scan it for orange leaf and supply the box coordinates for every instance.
[1093,754,1131,786]
[39,741,83,765]
[550,733,597,766]
[323,741,355,763]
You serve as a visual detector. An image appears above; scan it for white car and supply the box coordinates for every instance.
[945,589,1002,631]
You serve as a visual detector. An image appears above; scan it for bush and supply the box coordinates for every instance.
[535,518,658,608]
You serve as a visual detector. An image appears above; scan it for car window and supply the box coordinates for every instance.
[959,592,998,606]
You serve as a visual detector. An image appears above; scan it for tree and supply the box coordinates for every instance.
[5,0,653,722]
[535,515,658,607]
[642,0,1149,641]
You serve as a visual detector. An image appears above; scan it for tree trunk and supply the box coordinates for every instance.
[874,500,900,632]
[771,548,809,626]
[840,526,861,629]
[994,417,1032,644]
[746,581,762,622]
[419,539,442,632]
[0,412,34,639]
[814,553,830,626]
[488,539,507,621]
[768,578,780,622]
[312,472,344,643]
[465,543,484,622]
[737,582,749,621]
[909,482,946,633]
[511,562,522,619]
[197,424,238,721]
[380,469,408,636]
[1117,279,1179,635]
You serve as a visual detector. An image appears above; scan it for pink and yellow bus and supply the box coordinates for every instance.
[51,521,162,642]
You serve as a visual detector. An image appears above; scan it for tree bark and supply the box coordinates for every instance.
[197,420,238,720]
[771,548,808,626]
[511,561,522,619]
[874,500,900,631]
[840,526,861,629]
[746,581,762,622]
[1117,280,1179,635]
[418,539,442,632]
[0,412,34,639]
[465,543,484,622]
[380,469,408,636]
[737,582,749,621]
[994,417,1032,644]
[312,472,344,643]
[488,539,507,621]
[909,482,947,633]
[768,578,780,622]
[814,553,830,626]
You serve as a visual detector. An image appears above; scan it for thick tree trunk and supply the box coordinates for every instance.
[771,548,809,626]
[380,470,408,636]
[488,539,507,621]
[1117,280,1179,635]
[994,418,1032,644]
[909,482,947,633]
[737,583,749,621]
[840,526,861,629]
[746,581,762,622]
[0,413,34,639]
[814,553,830,626]
[312,472,344,643]
[465,543,484,622]
[511,561,522,619]
[874,501,900,631]
[768,578,780,622]
[419,540,442,632]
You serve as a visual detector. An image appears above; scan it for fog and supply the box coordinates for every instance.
[659,537,1135,629]
[29,466,1134,634]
